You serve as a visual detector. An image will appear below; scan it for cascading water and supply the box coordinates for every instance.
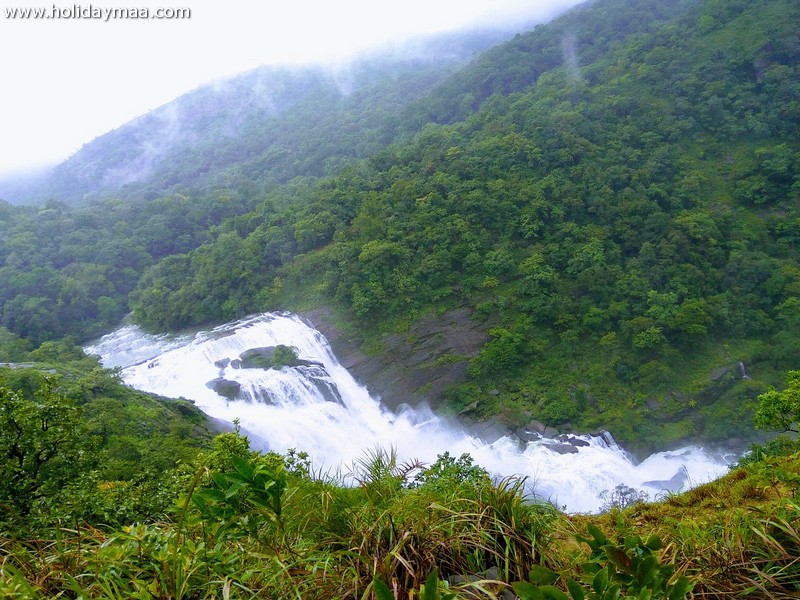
[85,312,730,513]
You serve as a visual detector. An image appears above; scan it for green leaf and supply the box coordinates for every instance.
[529,565,560,586]
[592,567,609,594]
[230,455,255,481]
[635,555,658,586]
[643,534,662,551]
[373,577,394,600]
[581,561,601,575]
[668,576,694,600]
[225,480,247,499]
[198,488,226,503]
[423,570,438,600]
[513,581,545,600]
[623,535,640,550]
[587,524,608,547]
[603,545,634,573]
[607,583,621,600]
[191,494,208,512]
[208,471,224,487]
[566,579,585,600]
[539,585,569,600]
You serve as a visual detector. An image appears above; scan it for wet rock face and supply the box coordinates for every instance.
[302,306,488,411]
[545,443,580,455]
[206,378,241,400]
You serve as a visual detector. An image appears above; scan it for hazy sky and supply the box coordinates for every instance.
[0,0,583,177]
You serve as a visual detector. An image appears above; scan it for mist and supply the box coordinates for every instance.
[0,0,585,178]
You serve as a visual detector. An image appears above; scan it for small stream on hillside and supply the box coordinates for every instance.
[85,311,731,513]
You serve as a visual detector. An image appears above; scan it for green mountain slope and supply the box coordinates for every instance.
[129,0,800,451]
[391,0,699,130]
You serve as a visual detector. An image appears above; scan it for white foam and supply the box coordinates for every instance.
[85,312,730,513]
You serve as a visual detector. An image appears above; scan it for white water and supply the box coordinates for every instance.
[85,312,730,513]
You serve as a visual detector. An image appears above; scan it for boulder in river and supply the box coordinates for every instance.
[238,345,319,370]
[545,443,580,455]
[206,378,241,400]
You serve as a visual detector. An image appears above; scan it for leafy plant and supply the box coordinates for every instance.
[191,454,288,543]
[755,370,800,433]
[411,451,490,490]
[0,379,93,521]
[374,570,458,600]
[513,524,693,599]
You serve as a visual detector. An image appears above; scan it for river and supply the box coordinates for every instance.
[85,311,731,513]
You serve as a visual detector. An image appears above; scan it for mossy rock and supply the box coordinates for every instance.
[238,345,315,369]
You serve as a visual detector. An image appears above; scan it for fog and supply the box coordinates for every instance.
[0,0,585,178]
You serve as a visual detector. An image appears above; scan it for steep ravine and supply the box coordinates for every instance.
[300,306,760,459]
[301,306,488,413]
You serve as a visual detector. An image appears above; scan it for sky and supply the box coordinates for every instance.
[0,0,583,178]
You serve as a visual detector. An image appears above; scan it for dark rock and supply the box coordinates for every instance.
[239,347,278,369]
[206,378,241,400]
[527,420,547,435]
[556,433,591,447]
[710,365,732,381]
[546,443,579,455]
[466,418,512,444]
[515,428,542,443]
[231,359,241,369]
[214,358,230,369]
[308,373,344,405]
[543,426,559,438]
[601,431,617,448]
[238,346,316,370]
[208,416,236,433]
[459,400,480,415]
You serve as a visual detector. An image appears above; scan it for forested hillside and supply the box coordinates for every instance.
[129,0,800,450]
[1,0,798,452]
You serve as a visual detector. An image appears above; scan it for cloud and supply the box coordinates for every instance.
[0,0,584,176]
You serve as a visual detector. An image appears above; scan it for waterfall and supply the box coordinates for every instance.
[85,312,730,513]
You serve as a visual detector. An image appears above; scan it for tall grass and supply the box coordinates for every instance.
[2,449,800,598]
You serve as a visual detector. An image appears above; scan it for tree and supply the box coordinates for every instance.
[599,483,649,511]
[0,379,93,517]
[754,370,800,434]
